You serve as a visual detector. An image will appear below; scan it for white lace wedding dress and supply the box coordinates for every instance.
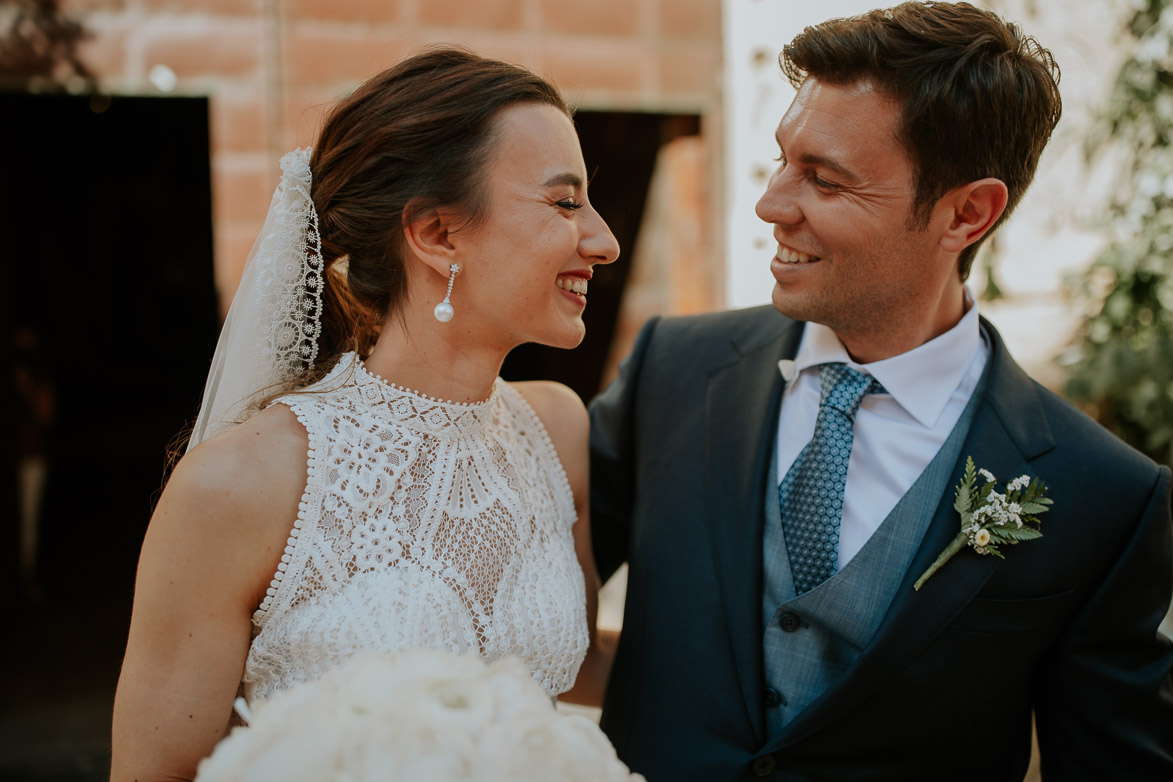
[241,353,588,703]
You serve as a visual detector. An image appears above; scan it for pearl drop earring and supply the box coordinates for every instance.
[433,263,461,323]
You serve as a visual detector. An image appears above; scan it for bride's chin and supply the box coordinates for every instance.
[539,322,586,351]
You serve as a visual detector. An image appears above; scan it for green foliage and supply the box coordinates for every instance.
[953,457,977,515]
[1068,0,1173,467]
[990,526,1043,544]
[916,459,1051,590]
[0,0,94,92]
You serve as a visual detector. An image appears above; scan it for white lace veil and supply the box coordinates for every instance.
[188,148,324,450]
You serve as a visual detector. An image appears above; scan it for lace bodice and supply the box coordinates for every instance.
[242,354,588,702]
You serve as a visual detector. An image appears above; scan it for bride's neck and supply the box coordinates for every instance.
[361,311,505,404]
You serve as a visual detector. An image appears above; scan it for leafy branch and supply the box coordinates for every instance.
[1065,0,1173,468]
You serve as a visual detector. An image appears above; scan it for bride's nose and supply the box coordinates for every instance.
[581,206,620,265]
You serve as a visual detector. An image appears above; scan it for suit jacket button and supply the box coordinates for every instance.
[779,612,801,632]
[751,755,777,776]
[764,687,782,708]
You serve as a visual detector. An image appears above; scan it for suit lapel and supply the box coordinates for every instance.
[774,319,1057,746]
[704,315,803,746]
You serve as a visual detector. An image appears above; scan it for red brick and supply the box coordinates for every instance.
[416,0,524,30]
[60,0,125,13]
[75,16,130,82]
[212,155,274,224]
[600,134,714,385]
[536,0,646,36]
[405,30,539,71]
[141,0,262,14]
[661,136,714,314]
[658,42,721,98]
[408,33,589,100]
[141,19,264,81]
[60,0,128,12]
[536,38,649,96]
[209,92,267,153]
[284,24,426,88]
[284,86,347,150]
[286,0,405,23]
[657,0,722,40]
[213,219,265,315]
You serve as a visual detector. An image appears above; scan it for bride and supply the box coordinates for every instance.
[111,47,620,781]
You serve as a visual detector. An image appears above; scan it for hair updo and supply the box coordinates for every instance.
[307,47,569,373]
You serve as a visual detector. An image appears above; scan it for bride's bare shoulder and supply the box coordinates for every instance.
[161,404,308,535]
[509,381,588,498]
[509,381,587,446]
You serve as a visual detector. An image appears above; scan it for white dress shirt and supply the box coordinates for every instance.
[775,294,988,570]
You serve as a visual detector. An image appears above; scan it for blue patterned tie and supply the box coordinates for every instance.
[779,363,885,595]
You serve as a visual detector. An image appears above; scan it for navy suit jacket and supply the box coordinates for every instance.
[590,306,1173,781]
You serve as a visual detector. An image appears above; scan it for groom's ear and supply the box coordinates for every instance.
[402,199,460,277]
[938,178,1009,254]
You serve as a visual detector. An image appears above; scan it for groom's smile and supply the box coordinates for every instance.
[755,76,962,364]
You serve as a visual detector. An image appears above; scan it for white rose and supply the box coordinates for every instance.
[194,723,256,782]
[197,648,643,782]
[242,736,337,782]
[478,713,638,782]
[392,754,474,781]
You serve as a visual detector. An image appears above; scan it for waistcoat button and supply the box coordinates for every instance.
[779,611,801,632]
[751,755,777,776]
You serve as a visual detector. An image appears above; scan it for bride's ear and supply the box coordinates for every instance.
[402,199,459,277]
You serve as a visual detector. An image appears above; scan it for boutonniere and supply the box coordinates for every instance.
[914,457,1052,591]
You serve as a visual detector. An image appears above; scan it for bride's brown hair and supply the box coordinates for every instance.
[304,47,570,384]
[164,48,568,482]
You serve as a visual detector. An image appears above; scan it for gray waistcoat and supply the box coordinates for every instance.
[760,377,984,738]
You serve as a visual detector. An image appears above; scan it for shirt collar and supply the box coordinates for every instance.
[780,290,983,428]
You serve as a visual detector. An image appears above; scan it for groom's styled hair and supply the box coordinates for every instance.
[781,1,1062,280]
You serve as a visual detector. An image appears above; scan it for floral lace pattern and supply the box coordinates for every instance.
[242,354,587,702]
[188,148,324,447]
[256,148,323,374]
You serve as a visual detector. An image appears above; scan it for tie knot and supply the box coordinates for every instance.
[818,363,883,420]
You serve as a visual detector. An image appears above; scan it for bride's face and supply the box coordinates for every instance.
[452,102,620,351]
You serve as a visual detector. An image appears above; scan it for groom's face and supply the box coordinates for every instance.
[756,77,960,361]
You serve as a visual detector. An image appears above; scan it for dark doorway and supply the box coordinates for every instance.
[0,92,217,780]
[1,93,218,599]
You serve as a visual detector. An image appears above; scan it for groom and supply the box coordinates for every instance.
[590,2,1173,780]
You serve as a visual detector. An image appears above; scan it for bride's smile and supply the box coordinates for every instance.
[443,102,619,354]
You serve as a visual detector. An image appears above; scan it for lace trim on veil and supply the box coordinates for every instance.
[188,148,324,448]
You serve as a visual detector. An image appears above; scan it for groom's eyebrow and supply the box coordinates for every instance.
[775,136,860,184]
[799,152,858,180]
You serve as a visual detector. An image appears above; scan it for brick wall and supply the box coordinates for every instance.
[63,0,724,316]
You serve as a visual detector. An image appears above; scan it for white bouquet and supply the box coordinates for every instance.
[195,648,644,782]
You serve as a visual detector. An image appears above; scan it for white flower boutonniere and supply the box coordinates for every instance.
[913,457,1052,591]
